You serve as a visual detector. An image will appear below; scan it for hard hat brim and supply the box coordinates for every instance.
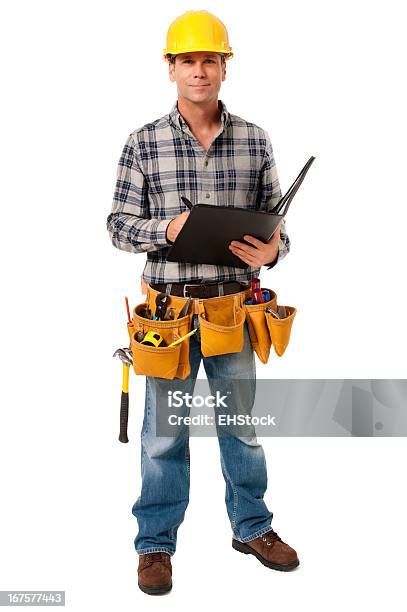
[163,48,233,61]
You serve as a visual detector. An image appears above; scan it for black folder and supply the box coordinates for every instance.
[166,156,315,269]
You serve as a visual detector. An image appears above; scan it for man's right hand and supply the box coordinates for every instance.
[166,211,190,243]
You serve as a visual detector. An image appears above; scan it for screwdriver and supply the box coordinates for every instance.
[164,307,176,320]
[178,297,192,318]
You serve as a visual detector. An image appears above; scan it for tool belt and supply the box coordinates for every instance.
[126,280,297,380]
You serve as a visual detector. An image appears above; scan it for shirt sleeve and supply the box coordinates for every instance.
[259,132,291,270]
[106,134,171,254]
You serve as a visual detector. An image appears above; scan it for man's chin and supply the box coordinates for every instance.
[182,91,216,104]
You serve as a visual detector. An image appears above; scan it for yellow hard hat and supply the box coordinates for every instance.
[163,10,233,61]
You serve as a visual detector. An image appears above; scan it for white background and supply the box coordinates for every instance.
[1,0,406,609]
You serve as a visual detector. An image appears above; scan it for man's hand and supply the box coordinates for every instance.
[228,223,281,267]
[166,211,190,243]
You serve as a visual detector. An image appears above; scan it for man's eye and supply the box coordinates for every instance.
[183,59,214,63]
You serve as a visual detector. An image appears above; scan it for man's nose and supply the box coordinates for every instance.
[193,63,207,78]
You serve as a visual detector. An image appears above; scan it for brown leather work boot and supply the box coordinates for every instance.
[232,530,299,571]
[138,552,172,595]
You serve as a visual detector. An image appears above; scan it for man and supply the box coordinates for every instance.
[107,10,299,596]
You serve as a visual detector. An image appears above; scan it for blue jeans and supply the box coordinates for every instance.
[132,314,273,556]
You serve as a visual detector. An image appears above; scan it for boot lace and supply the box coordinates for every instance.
[261,530,282,547]
[144,552,167,565]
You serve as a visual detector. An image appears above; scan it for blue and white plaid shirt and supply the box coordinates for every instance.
[107,100,290,284]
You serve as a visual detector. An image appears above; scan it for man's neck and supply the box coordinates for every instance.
[177,97,221,133]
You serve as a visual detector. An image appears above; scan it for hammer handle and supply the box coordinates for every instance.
[119,391,129,443]
[119,364,130,443]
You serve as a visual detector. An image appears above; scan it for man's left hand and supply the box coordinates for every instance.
[229,223,281,267]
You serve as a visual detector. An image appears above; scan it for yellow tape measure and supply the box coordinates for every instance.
[140,331,165,347]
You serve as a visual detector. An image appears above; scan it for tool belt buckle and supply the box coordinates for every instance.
[183,283,205,298]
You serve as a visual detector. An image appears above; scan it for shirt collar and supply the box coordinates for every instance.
[169,99,231,132]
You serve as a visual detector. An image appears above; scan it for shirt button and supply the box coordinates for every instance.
[205,193,210,199]
[204,160,209,167]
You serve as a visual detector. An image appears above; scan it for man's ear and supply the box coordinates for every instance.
[169,61,176,83]
[221,62,226,82]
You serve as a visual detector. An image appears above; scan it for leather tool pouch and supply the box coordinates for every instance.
[244,288,277,364]
[127,286,195,380]
[265,305,297,357]
[244,289,297,362]
[198,294,246,357]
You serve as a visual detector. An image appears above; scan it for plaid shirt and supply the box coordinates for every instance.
[107,100,290,284]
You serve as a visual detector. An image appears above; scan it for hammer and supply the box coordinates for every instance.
[113,347,133,443]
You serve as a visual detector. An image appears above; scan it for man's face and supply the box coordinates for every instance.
[168,51,226,104]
